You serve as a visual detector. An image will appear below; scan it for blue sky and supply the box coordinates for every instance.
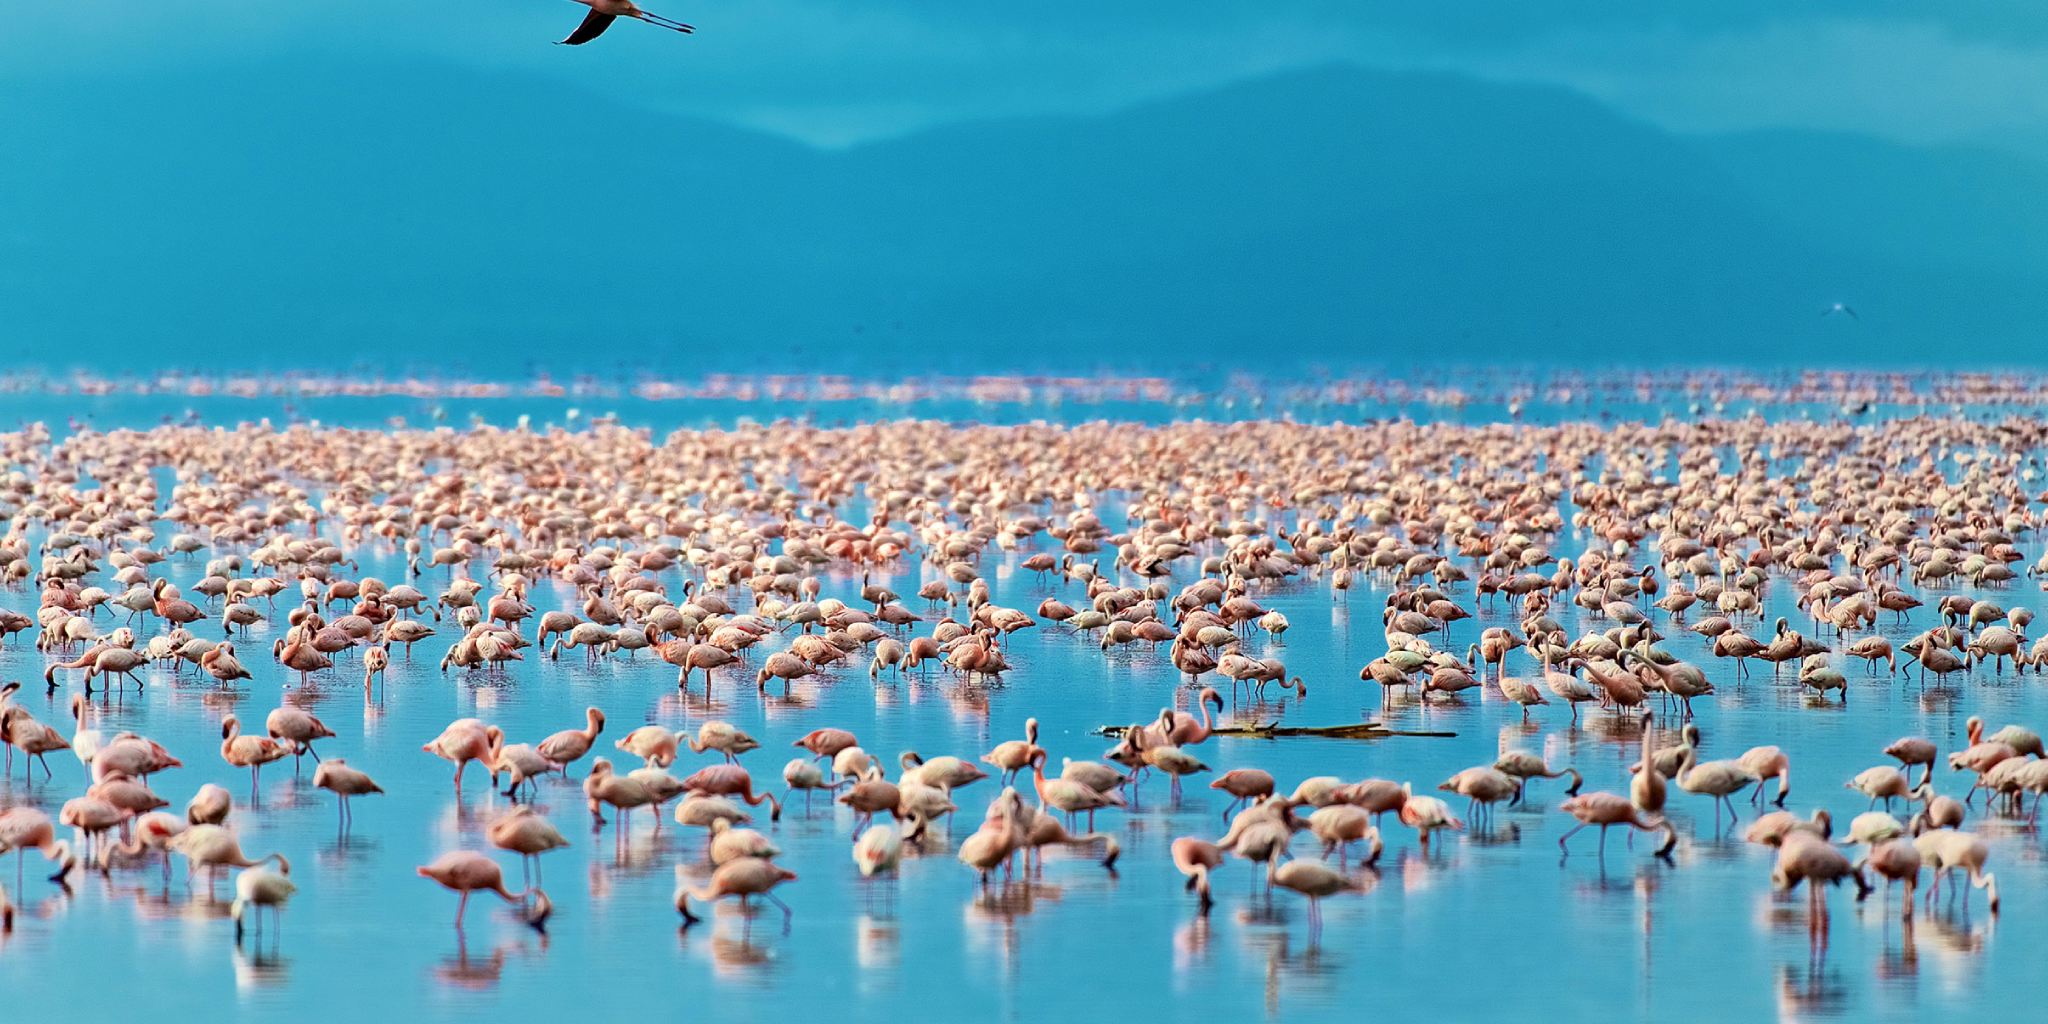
[7,0,2048,148]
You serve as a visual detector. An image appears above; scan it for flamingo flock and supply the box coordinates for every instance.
[0,399,2036,984]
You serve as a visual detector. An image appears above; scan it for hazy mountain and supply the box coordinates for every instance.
[0,58,2038,373]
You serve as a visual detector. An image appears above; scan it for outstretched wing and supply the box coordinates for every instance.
[558,10,617,45]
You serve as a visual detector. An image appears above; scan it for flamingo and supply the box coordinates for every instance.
[793,728,860,762]
[982,718,1045,785]
[583,758,656,842]
[1629,712,1666,814]
[66,694,102,767]
[0,807,77,889]
[220,716,287,801]
[1677,736,1755,828]
[1847,766,1912,811]
[264,706,336,770]
[187,784,232,825]
[1438,767,1518,827]
[536,707,606,779]
[1398,790,1465,851]
[780,758,846,812]
[1030,751,1124,831]
[838,771,903,836]
[1738,746,1791,807]
[1557,791,1677,859]
[1268,859,1360,939]
[170,825,283,896]
[686,720,760,763]
[423,718,495,792]
[1209,768,1276,823]
[1913,829,1999,913]
[311,759,384,828]
[487,806,570,888]
[679,762,784,821]
[417,851,551,930]
[1171,837,1226,910]
[1858,838,1922,918]
[1306,804,1382,868]
[1772,832,1871,910]
[675,858,798,928]
[7,715,68,782]
[852,824,903,877]
[230,858,296,946]
[1159,688,1225,745]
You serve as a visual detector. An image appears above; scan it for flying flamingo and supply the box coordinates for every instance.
[556,1,693,46]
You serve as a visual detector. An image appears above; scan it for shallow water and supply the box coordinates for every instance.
[0,401,2038,1023]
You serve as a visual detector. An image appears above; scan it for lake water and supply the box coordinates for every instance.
[0,389,2034,1023]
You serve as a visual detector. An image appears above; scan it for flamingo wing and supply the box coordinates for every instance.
[559,10,617,44]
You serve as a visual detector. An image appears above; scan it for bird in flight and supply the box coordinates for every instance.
[558,0,693,44]
[1821,303,1858,319]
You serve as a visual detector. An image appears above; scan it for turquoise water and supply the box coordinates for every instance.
[0,394,2032,1022]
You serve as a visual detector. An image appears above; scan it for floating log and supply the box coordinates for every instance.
[1093,721,1454,740]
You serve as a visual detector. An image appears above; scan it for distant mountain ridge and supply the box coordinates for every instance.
[0,59,2039,373]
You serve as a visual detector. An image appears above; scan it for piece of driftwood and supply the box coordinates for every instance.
[1093,721,1454,740]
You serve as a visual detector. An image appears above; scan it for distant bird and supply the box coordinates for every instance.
[558,0,693,45]
[1822,303,1858,320]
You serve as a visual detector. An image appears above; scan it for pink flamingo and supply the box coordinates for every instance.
[1159,687,1225,746]
[557,0,694,46]
[1557,791,1677,859]
[417,851,551,930]
[423,718,495,793]
[679,763,783,821]
[675,858,798,927]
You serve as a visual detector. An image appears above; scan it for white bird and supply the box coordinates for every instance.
[852,824,903,877]
[230,857,296,945]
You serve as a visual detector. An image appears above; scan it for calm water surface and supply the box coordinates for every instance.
[0,397,2034,1023]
